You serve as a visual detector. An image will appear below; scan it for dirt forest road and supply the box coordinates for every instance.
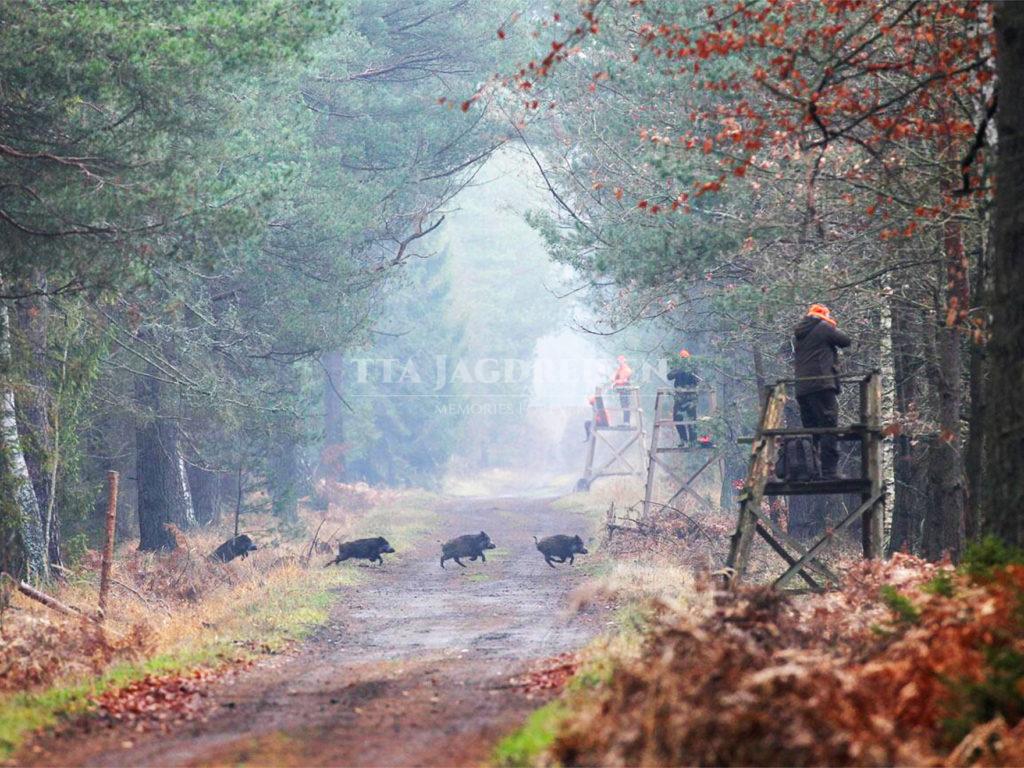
[29,495,604,767]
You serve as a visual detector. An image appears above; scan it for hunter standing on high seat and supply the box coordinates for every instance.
[668,349,699,446]
[793,304,851,479]
[612,355,633,426]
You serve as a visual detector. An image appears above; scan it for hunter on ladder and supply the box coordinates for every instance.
[667,348,699,447]
[793,304,851,480]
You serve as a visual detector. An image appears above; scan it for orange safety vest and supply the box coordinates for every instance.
[612,362,632,387]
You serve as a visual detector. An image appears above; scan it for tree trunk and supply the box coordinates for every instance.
[134,368,191,551]
[888,299,930,555]
[983,2,1024,547]
[14,282,62,567]
[918,154,970,562]
[922,285,966,561]
[0,300,47,579]
[186,464,222,525]
[268,430,300,523]
[965,237,989,540]
[320,350,346,481]
[879,286,897,549]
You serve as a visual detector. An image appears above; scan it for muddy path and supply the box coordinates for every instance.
[26,496,604,767]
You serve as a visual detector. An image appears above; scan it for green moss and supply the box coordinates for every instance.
[492,701,569,767]
[880,584,920,624]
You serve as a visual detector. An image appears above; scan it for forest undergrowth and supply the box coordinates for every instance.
[507,530,1024,767]
[0,483,437,761]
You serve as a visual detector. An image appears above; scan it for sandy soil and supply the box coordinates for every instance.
[23,495,604,767]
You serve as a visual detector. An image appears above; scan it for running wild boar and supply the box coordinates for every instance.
[324,536,395,567]
[211,534,257,563]
[440,531,496,569]
[534,534,588,568]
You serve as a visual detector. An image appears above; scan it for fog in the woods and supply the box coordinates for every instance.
[4,2,1024,766]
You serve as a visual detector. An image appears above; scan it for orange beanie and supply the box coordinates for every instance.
[807,304,837,326]
[679,349,691,358]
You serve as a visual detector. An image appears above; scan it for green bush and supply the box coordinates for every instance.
[963,536,1024,583]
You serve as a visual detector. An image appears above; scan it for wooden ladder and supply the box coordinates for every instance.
[724,371,885,591]
[641,387,721,518]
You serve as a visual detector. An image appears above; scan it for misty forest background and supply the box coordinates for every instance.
[2,0,1023,580]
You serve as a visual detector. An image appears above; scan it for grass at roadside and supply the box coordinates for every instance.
[493,701,570,767]
[494,483,711,768]
[492,633,640,768]
[0,490,440,762]
[0,563,348,761]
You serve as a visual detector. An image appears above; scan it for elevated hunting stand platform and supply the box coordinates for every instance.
[641,387,721,518]
[725,371,885,592]
[577,385,646,492]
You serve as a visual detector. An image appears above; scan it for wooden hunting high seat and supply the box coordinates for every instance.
[641,386,722,518]
[724,371,885,592]
[576,385,646,492]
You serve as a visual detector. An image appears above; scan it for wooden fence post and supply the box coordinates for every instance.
[98,470,119,616]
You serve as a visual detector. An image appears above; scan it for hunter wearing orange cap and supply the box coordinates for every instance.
[793,303,851,479]
[668,348,699,445]
[611,355,634,426]
[806,303,837,326]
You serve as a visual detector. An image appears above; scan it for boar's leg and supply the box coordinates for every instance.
[479,552,487,562]
[440,555,447,569]
[453,557,467,568]
[544,556,557,568]
[469,555,478,561]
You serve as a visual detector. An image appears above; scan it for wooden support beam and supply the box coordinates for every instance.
[725,382,787,585]
[747,505,841,583]
[773,493,883,589]
[755,523,822,590]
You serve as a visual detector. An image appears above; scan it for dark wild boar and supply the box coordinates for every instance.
[534,534,588,568]
[440,531,496,569]
[324,536,395,567]
[211,534,257,563]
